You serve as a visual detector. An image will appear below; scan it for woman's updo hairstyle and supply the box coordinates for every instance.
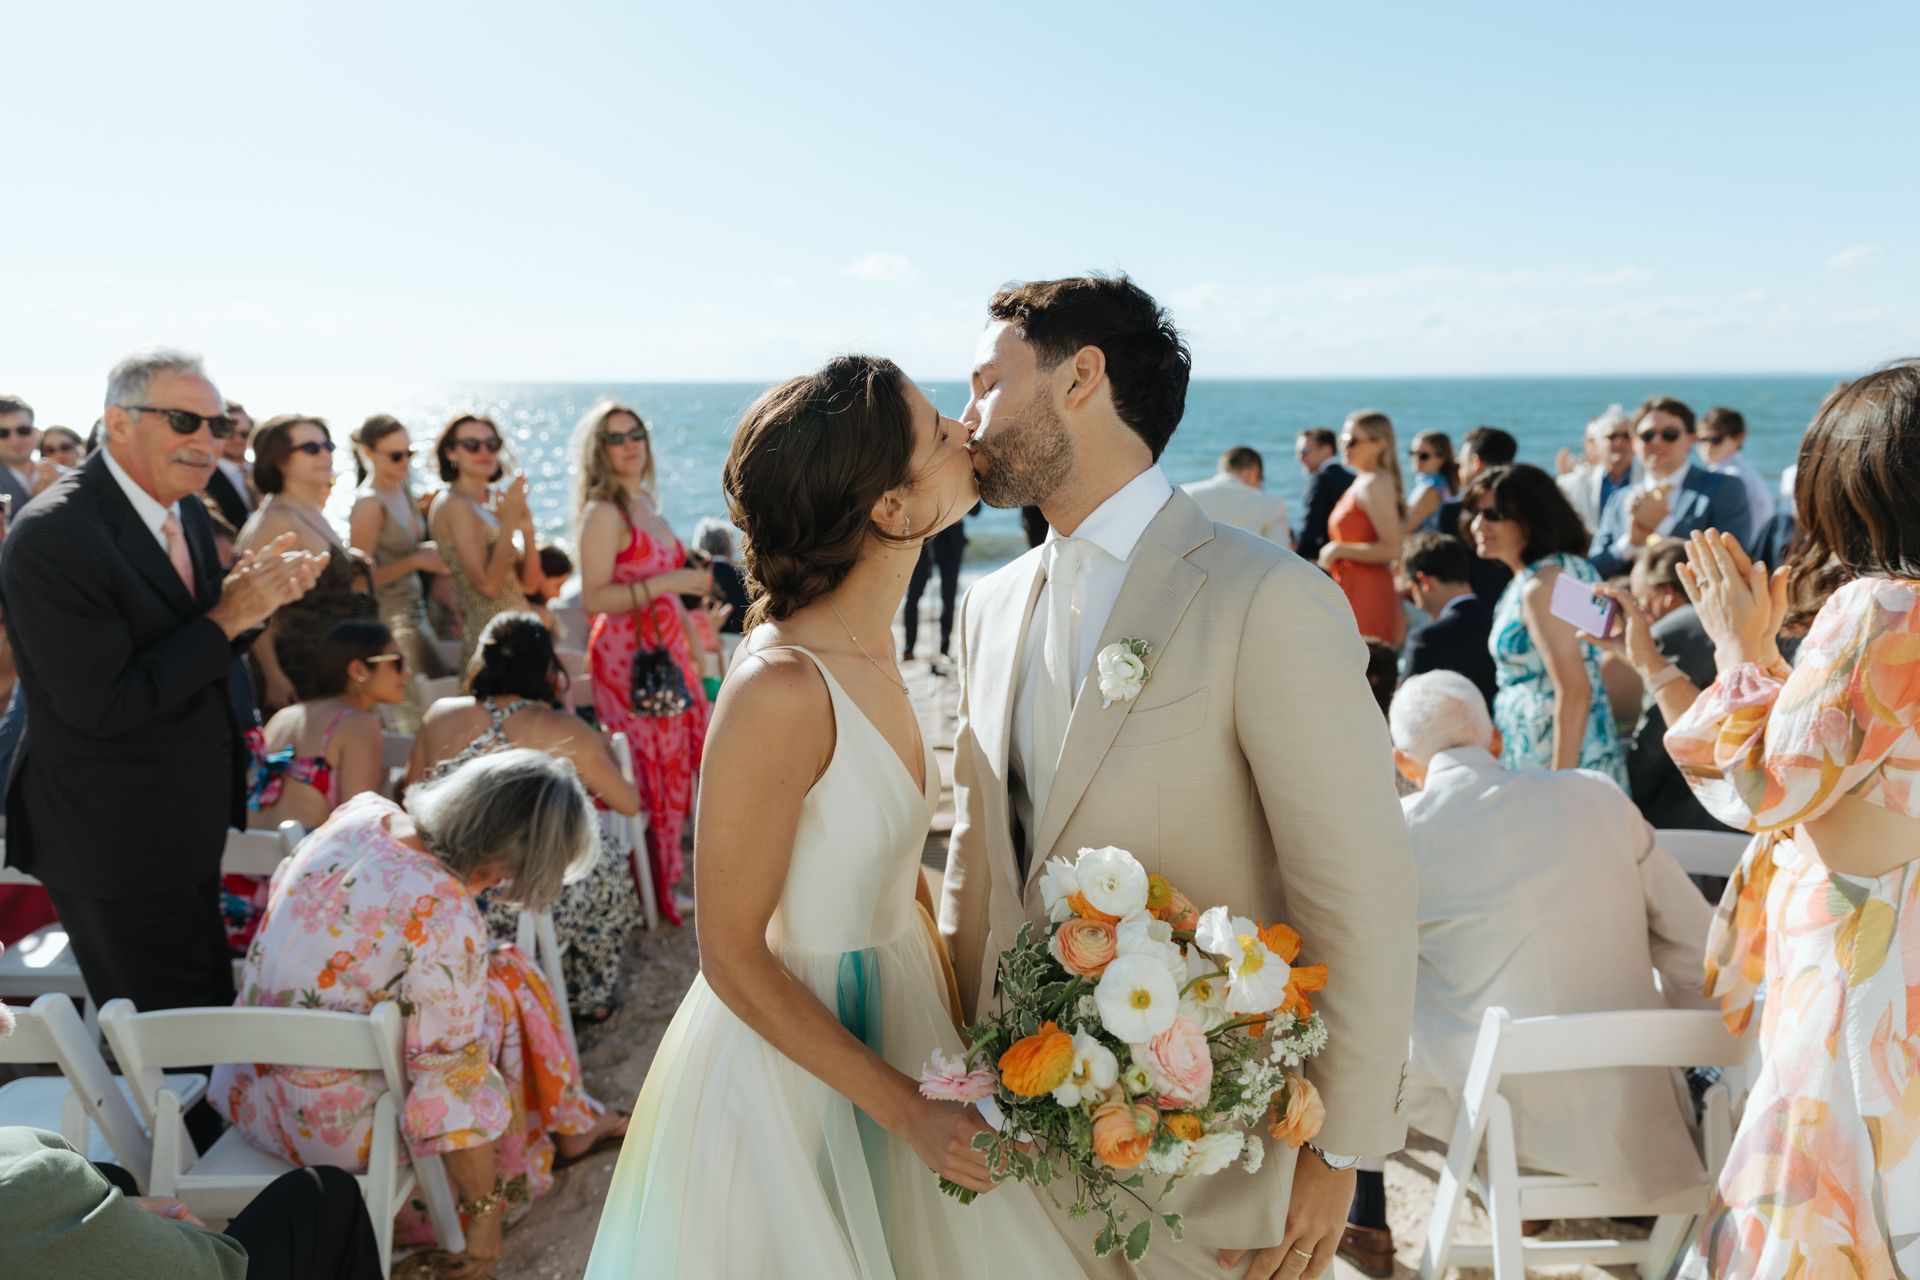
[723,355,916,628]
[467,610,566,703]
[351,413,407,486]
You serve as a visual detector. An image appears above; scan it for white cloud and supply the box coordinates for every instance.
[769,273,797,289]
[843,252,915,284]
[1826,244,1884,272]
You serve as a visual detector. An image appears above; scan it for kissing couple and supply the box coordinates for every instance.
[585,275,1415,1279]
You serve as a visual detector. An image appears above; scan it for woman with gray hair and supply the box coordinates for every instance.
[214,748,627,1279]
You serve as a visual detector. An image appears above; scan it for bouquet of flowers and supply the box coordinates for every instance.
[919,845,1331,1262]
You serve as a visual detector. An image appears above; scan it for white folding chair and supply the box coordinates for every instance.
[1421,1007,1749,1280]
[0,992,209,1181]
[609,731,659,931]
[382,731,415,797]
[222,822,304,878]
[0,855,93,1026]
[101,999,465,1275]
[514,909,577,1055]
[412,673,463,710]
[1656,828,1750,880]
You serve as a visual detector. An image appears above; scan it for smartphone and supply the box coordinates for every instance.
[1549,571,1619,639]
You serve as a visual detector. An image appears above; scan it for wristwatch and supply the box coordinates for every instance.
[1306,1144,1359,1171]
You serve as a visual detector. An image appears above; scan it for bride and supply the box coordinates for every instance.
[586,356,1083,1277]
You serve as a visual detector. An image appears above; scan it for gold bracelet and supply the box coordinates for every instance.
[457,1178,506,1219]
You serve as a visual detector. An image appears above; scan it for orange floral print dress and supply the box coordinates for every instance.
[212,793,603,1245]
[1665,576,1920,1279]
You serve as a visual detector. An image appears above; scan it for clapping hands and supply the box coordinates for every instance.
[1678,529,1788,671]
[208,532,329,639]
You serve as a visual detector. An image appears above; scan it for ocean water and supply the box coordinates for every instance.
[282,375,1836,573]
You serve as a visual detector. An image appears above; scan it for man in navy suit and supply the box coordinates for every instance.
[1399,533,1497,708]
[1589,396,1751,578]
[1292,426,1353,564]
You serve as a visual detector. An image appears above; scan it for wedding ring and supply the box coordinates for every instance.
[1291,1248,1314,1260]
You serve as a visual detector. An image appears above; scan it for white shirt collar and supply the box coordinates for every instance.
[1645,457,1692,491]
[1051,465,1173,566]
[102,446,181,543]
[1313,455,1341,477]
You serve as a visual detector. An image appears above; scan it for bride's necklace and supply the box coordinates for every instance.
[829,602,909,697]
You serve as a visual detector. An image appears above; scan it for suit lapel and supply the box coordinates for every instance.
[973,552,1046,895]
[88,455,198,616]
[1028,494,1211,878]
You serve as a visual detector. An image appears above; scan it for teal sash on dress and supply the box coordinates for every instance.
[834,947,891,1246]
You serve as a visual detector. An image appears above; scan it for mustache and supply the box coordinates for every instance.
[170,451,216,466]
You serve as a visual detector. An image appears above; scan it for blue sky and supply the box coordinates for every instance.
[3,2,1914,384]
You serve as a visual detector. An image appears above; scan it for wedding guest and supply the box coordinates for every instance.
[216,749,628,1270]
[0,394,58,512]
[1589,395,1751,577]
[572,398,711,926]
[1340,670,1711,1276]
[1437,426,1517,605]
[1364,639,1399,718]
[429,413,540,672]
[0,348,322,1018]
[901,509,970,663]
[693,517,748,636]
[37,425,83,473]
[407,611,642,1022]
[1556,405,1637,532]
[250,620,404,831]
[1594,360,1920,1277]
[1183,445,1292,544]
[204,400,256,528]
[1292,426,1353,563]
[1464,463,1627,785]
[238,414,370,712]
[1398,533,1496,707]
[1319,410,1406,646]
[348,413,448,684]
[1403,430,1457,534]
[1696,406,1776,536]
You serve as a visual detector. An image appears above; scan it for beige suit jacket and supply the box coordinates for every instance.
[939,491,1416,1248]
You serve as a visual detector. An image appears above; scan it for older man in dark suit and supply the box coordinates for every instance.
[0,349,323,1014]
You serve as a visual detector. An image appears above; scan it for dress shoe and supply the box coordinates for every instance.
[1338,1223,1394,1277]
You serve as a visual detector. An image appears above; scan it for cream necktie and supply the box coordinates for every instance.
[1031,536,1091,826]
[161,512,196,596]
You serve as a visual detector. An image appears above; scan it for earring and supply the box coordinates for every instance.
[903,514,912,540]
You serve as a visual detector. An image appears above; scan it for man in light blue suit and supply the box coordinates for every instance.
[1588,396,1750,578]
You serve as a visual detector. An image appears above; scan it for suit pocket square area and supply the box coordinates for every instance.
[1111,686,1207,747]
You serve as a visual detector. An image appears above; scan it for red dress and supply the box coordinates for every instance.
[589,524,711,925]
[1328,487,1403,645]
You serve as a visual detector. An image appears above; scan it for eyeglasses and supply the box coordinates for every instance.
[290,440,336,456]
[0,426,35,440]
[1468,506,1511,524]
[600,427,649,446]
[129,406,237,439]
[452,437,503,454]
[1637,426,1684,445]
[366,653,407,671]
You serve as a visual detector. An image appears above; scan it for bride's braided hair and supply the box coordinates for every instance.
[724,355,915,628]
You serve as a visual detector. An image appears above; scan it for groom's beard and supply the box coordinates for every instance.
[972,392,1074,510]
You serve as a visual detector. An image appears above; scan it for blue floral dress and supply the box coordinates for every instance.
[1489,552,1627,786]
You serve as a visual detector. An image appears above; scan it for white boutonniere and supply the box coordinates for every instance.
[1096,638,1152,709]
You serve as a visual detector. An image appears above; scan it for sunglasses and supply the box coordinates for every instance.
[1698,434,1728,446]
[453,436,503,454]
[42,442,78,455]
[130,406,237,439]
[1411,449,1435,461]
[365,653,407,671]
[290,440,336,456]
[1637,426,1684,445]
[1468,506,1511,524]
[600,427,649,446]
[0,426,35,440]
[379,448,414,463]
[1604,431,1632,443]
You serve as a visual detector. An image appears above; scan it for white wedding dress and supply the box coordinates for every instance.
[585,647,1082,1278]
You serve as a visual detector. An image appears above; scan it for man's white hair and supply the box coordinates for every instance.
[1585,404,1630,442]
[105,348,207,409]
[1389,670,1495,768]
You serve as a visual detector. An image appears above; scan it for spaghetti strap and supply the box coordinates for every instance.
[316,708,355,753]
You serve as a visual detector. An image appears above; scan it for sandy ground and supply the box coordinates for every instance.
[480,656,1640,1280]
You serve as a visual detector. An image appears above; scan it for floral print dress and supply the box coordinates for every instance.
[212,793,603,1245]
[1489,552,1627,786]
[1666,575,1920,1279]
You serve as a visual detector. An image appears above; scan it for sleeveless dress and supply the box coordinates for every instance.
[1327,486,1402,642]
[588,521,710,926]
[1488,552,1627,786]
[585,648,1082,1278]
[1409,471,1452,534]
[441,496,527,674]
[225,706,358,955]
[360,482,447,681]
[434,697,642,1019]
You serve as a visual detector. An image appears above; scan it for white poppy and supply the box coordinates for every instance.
[1051,1029,1121,1107]
[1186,1131,1246,1178]
[1038,857,1082,923]
[1178,947,1232,1031]
[1193,907,1292,1016]
[1095,953,1179,1043]
[1074,846,1150,919]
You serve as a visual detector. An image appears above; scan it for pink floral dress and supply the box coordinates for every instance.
[1666,576,1920,1279]
[212,793,602,1245]
[588,521,711,925]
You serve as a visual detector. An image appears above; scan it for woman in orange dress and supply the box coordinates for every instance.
[1318,409,1406,646]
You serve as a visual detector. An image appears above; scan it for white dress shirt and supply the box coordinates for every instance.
[1009,465,1173,843]
[1181,472,1291,544]
[1709,449,1776,530]
[216,457,255,511]
[101,446,182,556]
[1643,458,1693,537]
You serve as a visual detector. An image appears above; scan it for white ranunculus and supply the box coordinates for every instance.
[1096,643,1149,707]
[1051,1029,1121,1107]
[1145,1138,1193,1176]
[1075,846,1150,919]
[1240,1136,1267,1174]
[1178,947,1232,1031]
[1193,907,1292,1016]
[1120,1061,1155,1096]
[1095,953,1179,1043]
[1185,1131,1246,1178]
[1038,857,1082,923]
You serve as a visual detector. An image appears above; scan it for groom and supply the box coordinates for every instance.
[940,275,1416,1280]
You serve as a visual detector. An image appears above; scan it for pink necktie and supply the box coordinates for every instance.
[161,512,196,596]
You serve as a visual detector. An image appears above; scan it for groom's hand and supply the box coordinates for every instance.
[1217,1154,1355,1279]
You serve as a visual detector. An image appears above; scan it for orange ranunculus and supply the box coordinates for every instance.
[1162,889,1200,932]
[1052,917,1118,978]
[1269,1076,1325,1149]
[999,1020,1076,1097]
[1162,1112,1204,1142]
[1092,1099,1158,1169]
[1067,891,1120,925]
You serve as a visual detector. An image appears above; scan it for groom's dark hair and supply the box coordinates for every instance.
[988,273,1190,460]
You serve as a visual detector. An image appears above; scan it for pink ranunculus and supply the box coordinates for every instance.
[919,1048,999,1103]
[1140,1015,1213,1110]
